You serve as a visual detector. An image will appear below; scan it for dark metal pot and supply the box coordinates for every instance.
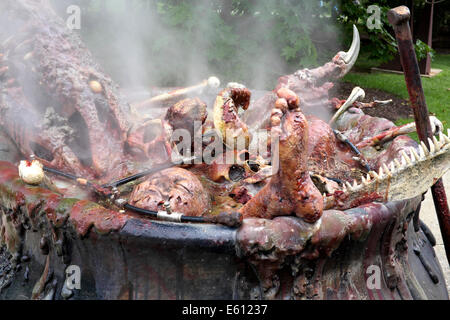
[0,159,447,300]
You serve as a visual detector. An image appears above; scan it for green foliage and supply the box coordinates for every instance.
[344,54,450,141]
[151,0,336,86]
[338,0,434,65]
[415,39,435,62]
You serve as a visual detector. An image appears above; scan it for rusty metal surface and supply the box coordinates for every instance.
[0,160,448,299]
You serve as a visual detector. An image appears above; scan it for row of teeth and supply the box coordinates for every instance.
[340,129,450,192]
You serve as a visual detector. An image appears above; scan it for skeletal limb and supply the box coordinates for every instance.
[356,116,444,149]
[295,25,361,82]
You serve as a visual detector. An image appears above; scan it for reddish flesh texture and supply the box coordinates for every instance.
[216,87,252,147]
[240,89,323,223]
[128,167,211,217]
[0,1,423,227]
[0,0,131,179]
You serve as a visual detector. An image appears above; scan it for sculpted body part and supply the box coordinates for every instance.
[240,88,323,223]
[213,86,252,150]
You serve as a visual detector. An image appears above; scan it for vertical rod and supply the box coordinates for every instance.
[388,6,450,264]
[426,0,435,74]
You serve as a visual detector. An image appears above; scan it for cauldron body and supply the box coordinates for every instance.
[0,161,447,300]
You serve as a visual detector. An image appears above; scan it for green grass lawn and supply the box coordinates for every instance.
[343,54,450,141]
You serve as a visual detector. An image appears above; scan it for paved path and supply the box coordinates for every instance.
[420,172,450,295]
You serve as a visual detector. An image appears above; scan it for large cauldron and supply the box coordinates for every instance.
[0,160,447,300]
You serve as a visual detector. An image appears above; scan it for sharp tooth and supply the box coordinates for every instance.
[366,173,371,182]
[394,158,402,169]
[445,132,450,143]
[345,181,353,190]
[370,171,380,180]
[400,154,407,167]
[382,163,391,176]
[378,166,384,178]
[418,144,425,158]
[410,147,420,162]
[427,138,435,154]
[432,136,440,151]
[401,150,412,166]
[353,180,358,188]
[389,162,396,173]
[440,131,450,144]
[420,141,430,156]
[361,175,367,184]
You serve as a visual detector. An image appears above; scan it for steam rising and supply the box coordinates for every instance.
[50,0,343,91]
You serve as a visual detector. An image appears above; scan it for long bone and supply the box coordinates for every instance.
[133,76,220,110]
[329,86,365,125]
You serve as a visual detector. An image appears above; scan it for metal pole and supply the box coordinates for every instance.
[388,6,450,264]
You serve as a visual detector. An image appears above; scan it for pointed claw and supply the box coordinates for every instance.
[366,173,372,182]
[342,25,361,68]
[353,180,358,188]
